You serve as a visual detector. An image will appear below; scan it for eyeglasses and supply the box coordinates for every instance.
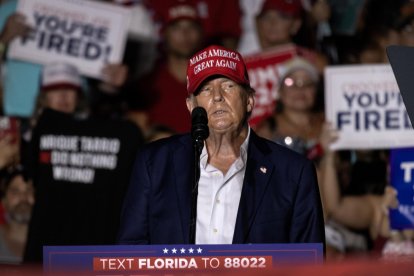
[282,77,316,89]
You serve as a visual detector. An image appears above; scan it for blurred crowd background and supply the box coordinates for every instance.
[0,0,414,265]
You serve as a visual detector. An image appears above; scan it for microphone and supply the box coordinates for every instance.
[191,107,209,149]
[189,106,208,244]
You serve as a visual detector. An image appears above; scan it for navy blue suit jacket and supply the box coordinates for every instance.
[118,131,325,245]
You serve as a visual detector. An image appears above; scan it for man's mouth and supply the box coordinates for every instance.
[212,110,226,115]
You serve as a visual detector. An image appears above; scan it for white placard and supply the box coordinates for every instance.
[325,64,414,150]
[8,0,131,79]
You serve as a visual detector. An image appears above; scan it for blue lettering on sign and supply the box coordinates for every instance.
[385,109,400,129]
[343,91,403,109]
[336,110,412,131]
[357,92,372,107]
[337,90,413,131]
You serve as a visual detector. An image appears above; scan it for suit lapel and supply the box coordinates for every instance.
[173,135,194,243]
[233,132,274,243]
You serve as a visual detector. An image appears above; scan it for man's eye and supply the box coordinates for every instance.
[223,83,235,91]
[199,86,211,94]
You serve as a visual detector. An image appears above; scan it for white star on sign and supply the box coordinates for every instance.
[188,248,194,253]
[172,248,177,254]
[197,247,202,253]
[180,248,186,254]
[163,248,168,254]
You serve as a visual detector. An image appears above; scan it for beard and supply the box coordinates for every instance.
[6,201,33,224]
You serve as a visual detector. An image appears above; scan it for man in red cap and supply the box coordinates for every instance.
[133,0,204,135]
[256,0,303,49]
[118,45,325,247]
[147,0,242,50]
[254,0,327,71]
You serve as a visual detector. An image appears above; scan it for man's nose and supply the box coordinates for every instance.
[17,191,34,203]
[212,87,224,102]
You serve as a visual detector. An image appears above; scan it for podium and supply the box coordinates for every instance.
[43,243,323,275]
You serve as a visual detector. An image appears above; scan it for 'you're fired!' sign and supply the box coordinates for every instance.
[8,0,130,79]
[325,64,414,150]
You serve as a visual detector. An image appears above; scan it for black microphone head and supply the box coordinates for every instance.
[191,107,209,141]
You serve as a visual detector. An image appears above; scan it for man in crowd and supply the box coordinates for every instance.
[0,167,34,264]
[135,0,204,134]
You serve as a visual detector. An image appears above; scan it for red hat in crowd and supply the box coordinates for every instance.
[258,0,303,18]
[186,45,250,95]
[41,62,82,92]
[154,0,200,27]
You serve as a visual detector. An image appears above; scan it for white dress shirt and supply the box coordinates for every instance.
[195,128,250,244]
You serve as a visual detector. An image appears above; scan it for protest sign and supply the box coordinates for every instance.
[325,64,414,150]
[390,148,414,230]
[8,0,131,79]
[244,44,318,126]
[24,109,144,262]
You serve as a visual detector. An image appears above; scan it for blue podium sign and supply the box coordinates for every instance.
[390,148,414,230]
[44,243,323,274]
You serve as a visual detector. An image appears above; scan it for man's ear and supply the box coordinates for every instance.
[247,94,255,113]
[186,96,195,113]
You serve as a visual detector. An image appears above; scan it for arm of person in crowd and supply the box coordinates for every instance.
[317,122,338,220]
[318,122,395,234]
[367,186,398,240]
[319,122,373,228]
[319,123,399,240]
[0,12,31,58]
[98,63,129,94]
[0,134,19,169]
[302,0,331,34]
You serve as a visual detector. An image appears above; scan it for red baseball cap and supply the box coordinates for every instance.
[150,0,200,28]
[186,45,250,94]
[258,0,302,18]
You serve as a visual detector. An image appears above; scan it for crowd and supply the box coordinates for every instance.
[0,0,414,264]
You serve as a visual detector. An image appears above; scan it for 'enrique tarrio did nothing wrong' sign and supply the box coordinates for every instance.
[8,0,130,79]
[325,64,414,150]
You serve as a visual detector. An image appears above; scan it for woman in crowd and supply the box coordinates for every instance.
[257,57,324,161]
[32,62,86,121]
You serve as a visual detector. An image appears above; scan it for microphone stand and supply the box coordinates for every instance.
[189,137,203,244]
